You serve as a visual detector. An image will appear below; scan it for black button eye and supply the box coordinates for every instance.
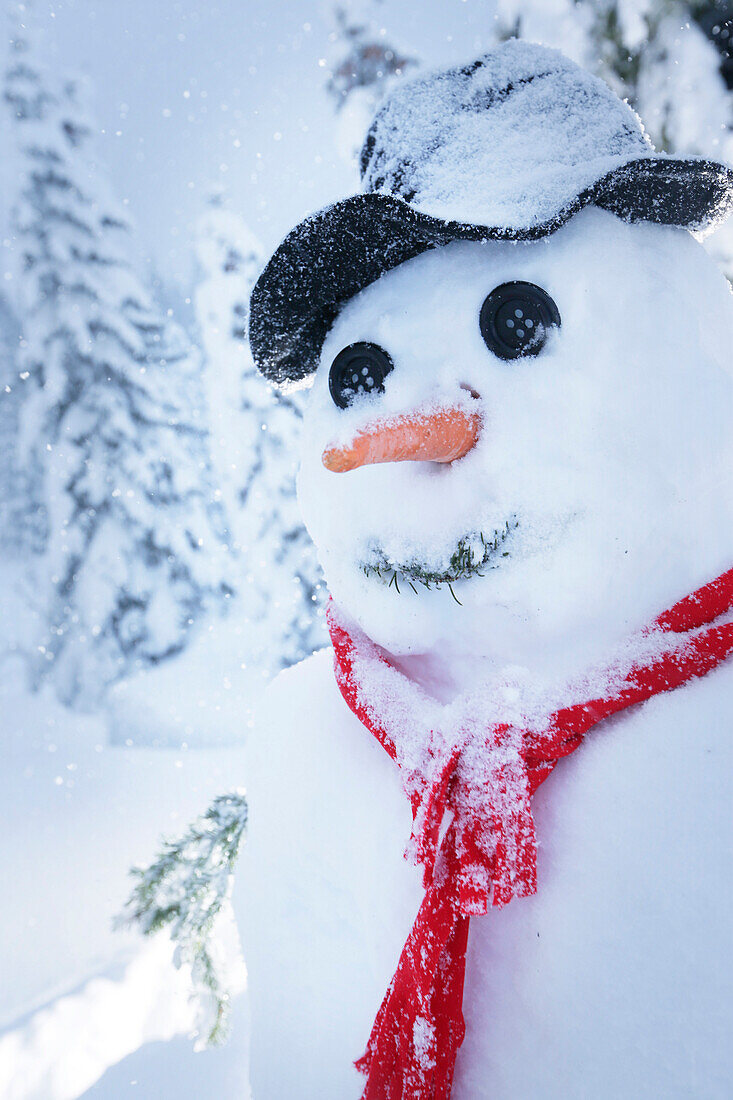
[480,282,561,361]
[328,342,394,409]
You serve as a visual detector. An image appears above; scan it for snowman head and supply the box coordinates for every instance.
[251,42,733,670]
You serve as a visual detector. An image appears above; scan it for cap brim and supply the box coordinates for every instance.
[250,156,733,386]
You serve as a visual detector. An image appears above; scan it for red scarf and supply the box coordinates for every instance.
[326,567,733,1100]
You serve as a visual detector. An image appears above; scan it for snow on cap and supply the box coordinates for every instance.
[360,40,653,231]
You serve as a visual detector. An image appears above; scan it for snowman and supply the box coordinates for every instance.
[237,41,733,1099]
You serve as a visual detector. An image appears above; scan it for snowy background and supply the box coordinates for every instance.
[0,0,731,1096]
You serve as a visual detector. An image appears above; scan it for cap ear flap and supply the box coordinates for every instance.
[592,158,733,231]
[249,195,459,387]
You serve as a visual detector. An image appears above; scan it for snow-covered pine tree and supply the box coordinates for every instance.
[325,0,418,168]
[194,190,325,672]
[1,12,49,554]
[494,0,733,276]
[0,289,43,553]
[4,9,233,706]
[194,190,263,535]
[692,1,733,89]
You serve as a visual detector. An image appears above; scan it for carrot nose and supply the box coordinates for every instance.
[322,405,482,473]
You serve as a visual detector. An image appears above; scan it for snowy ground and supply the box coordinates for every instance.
[0,572,261,1099]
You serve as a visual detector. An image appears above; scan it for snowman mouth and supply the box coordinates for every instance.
[360,519,517,600]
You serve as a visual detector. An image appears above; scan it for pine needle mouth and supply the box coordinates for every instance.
[360,520,518,602]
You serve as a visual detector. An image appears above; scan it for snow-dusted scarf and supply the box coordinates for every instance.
[327,567,733,1100]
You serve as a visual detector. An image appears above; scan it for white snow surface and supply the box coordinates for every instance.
[362,40,653,229]
[107,612,265,748]
[0,940,197,1100]
[0,568,250,1097]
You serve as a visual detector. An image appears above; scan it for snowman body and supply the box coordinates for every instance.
[237,650,733,1099]
[237,210,733,1097]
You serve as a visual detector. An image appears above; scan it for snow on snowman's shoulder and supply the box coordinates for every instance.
[262,644,335,701]
[249,645,396,784]
[571,640,733,798]
[254,647,339,745]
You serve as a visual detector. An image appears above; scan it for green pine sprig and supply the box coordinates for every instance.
[117,791,248,1047]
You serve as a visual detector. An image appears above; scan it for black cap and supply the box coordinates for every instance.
[250,40,733,387]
